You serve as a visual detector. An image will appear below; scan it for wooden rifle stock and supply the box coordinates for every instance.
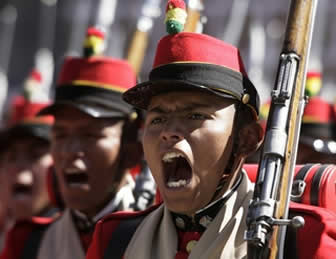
[127,29,149,75]
[126,0,162,75]
[245,1,318,259]
[184,0,203,33]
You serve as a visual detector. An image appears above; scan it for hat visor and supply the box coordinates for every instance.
[3,123,51,142]
[123,79,238,110]
[38,101,126,119]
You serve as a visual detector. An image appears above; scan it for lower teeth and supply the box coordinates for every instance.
[167,179,187,188]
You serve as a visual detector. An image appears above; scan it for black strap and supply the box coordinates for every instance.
[310,164,330,206]
[294,163,314,182]
[103,215,147,259]
[20,225,50,259]
[284,221,299,258]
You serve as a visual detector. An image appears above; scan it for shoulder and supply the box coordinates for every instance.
[289,202,336,259]
[0,217,56,259]
[87,204,161,259]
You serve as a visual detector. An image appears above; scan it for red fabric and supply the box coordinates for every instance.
[57,57,136,92]
[303,97,335,123]
[30,70,42,83]
[175,231,201,259]
[87,27,105,39]
[0,217,54,259]
[86,202,336,259]
[290,202,336,259]
[86,205,160,259]
[129,165,141,179]
[80,232,94,252]
[307,71,321,79]
[8,96,53,126]
[166,0,186,12]
[153,32,248,76]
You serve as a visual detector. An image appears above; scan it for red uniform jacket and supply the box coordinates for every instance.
[86,202,336,259]
[0,217,54,259]
[0,213,94,259]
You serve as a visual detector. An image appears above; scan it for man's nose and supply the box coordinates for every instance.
[160,118,184,142]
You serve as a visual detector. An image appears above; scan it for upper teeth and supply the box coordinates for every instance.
[17,171,33,185]
[162,152,185,163]
[64,168,82,174]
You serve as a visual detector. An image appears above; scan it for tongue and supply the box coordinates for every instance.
[167,157,191,182]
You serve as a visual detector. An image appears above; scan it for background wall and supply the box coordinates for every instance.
[0,0,334,109]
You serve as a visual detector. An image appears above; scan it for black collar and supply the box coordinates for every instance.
[171,174,243,232]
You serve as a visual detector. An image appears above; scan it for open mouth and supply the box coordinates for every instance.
[162,152,192,189]
[64,169,89,187]
[13,183,32,196]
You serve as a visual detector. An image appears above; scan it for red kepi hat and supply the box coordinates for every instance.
[39,27,137,119]
[4,69,53,141]
[123,0,259,119]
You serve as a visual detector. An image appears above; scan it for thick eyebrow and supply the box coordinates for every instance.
[148,102,214,114]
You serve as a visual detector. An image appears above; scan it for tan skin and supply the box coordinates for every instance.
[1,137,52,221]
[143,91,262,216]
[51,107,139,218]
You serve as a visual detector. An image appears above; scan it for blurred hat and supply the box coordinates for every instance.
[4,69,53,142]
[123,0,259,119]
[39,27,137,120]
[300,71,336,154]
[300,96,336,154]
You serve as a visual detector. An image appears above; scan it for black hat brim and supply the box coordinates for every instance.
[123,62,259,118]
[38,85,134,119]
[123,79,237,110]
[38,101,126,119]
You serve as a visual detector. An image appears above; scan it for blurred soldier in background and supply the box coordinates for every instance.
[0,27,144,259]
[0,70,55,251]
[252,72,336,164]
[296,72,336,164]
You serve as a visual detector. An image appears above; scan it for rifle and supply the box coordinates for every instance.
[34,0,58,99]
[183,0,204,33]
[245,1,318,259]
[126,0,162,75]
[0,5,17,121]
[222,0,250,46]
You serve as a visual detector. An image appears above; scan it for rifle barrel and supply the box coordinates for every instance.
[245,1,318,258]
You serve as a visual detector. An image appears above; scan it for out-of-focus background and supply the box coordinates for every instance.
[0,0,334,113]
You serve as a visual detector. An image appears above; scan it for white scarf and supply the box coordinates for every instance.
[37,174,136,259]
[37,209,85,259]
[124,172,253,259]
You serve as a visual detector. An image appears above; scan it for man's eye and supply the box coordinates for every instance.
[188,113,206,120]
[150,117,165,125]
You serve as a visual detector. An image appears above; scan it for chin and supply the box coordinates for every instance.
[164,198,196,216]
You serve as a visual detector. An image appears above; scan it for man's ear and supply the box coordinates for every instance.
[120,141,144,170]
[236,122,264,157]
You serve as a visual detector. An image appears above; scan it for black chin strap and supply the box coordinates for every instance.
[212,102,242,201]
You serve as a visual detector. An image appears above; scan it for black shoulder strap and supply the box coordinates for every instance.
[284,210,301,259]
[20,224,50,259]
[103,214,147,259]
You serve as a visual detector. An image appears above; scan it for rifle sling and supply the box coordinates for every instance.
[310,164,330,206]
[20,224,50,259]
